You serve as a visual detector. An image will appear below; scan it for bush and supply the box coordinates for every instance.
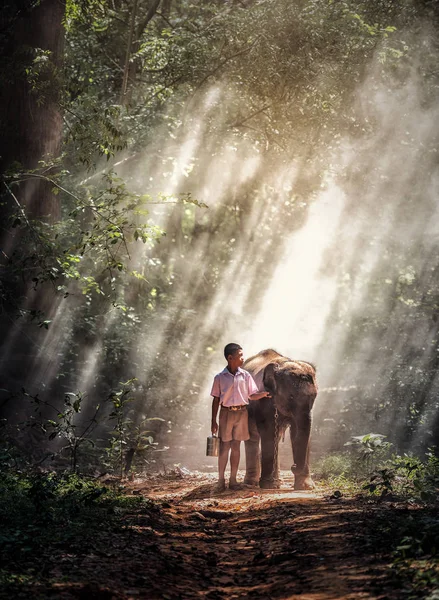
[313,452,356,479]
[363,451,439,501]
[0,468,148,590]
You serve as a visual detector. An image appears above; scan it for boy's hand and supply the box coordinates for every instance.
[211,421,218,435]
[249,390,272,401]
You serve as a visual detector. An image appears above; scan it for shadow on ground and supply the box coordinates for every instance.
[3,472,429,599]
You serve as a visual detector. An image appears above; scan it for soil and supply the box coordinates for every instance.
[35,470,418,600]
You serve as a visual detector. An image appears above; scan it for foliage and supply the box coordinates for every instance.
[105,379,166,476]
[313,452,357,479]
[316,441,439,502]
[353,499,439,599]
[345,432,393,473]
[1,3,439,596]
[0,379,166,476]
[363,451,439,501]
[314,432,394,483]
[1,0,439,478]
[23,388,101,472]
[377,501,439,598]
[316,449,439,596]
[2,167,192,311]
[62,0,408,170]
[0,468,151,592]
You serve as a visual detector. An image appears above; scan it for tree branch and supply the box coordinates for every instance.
[228,103,271,129]
[136,0,161,38]
[187,36,260,102]
[155,10,174,29]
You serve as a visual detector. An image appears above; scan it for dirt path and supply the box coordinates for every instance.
[47,472,406,600]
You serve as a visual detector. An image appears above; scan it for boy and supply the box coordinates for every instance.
[210,343,271,491]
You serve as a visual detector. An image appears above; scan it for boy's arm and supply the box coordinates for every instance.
[249,390,271,401]
[211,396,220,434]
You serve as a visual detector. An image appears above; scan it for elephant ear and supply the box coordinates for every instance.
[263,363,278,394]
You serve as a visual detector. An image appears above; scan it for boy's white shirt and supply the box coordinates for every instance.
[210,367,259,407]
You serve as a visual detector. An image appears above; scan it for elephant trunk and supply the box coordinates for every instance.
[290,411,312,475]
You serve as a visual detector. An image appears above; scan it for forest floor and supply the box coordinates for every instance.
[10,469,434,600]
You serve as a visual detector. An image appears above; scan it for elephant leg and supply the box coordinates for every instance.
[244,411,260,486]
[291,411,315,490]
[259,417,280,489]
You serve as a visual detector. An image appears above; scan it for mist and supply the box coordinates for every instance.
[1,1,438,474]
[4,5,439,599]
[99,28,437,467]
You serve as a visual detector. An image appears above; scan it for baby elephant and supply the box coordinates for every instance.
[243,349,317,490]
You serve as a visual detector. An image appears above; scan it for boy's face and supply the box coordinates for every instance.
[228,348,244,369]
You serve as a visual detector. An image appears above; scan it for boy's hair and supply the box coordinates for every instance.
[224,343,242,360]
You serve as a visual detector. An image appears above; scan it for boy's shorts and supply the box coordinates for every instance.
[219,406,249,442]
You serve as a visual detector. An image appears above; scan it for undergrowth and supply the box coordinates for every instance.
[313,439,439,599]
[1,431,438,598]
[0,469,152,596]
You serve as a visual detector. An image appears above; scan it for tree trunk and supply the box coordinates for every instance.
[0,0,65,409]
[0,0,65,219]
[121,0,162,105]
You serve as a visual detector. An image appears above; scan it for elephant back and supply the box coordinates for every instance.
[244,349,317,394]
[244,349,283,375]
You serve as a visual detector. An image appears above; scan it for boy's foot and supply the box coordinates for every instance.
[215,480,226,492]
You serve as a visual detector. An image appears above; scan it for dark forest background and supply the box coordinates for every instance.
[1,0,439,474]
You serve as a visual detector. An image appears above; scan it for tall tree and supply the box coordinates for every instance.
[0,0,65,399]
[0,0,65,218]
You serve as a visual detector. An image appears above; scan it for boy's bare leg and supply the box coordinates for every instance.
[229,440,241,487]
[218,441,231,489]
